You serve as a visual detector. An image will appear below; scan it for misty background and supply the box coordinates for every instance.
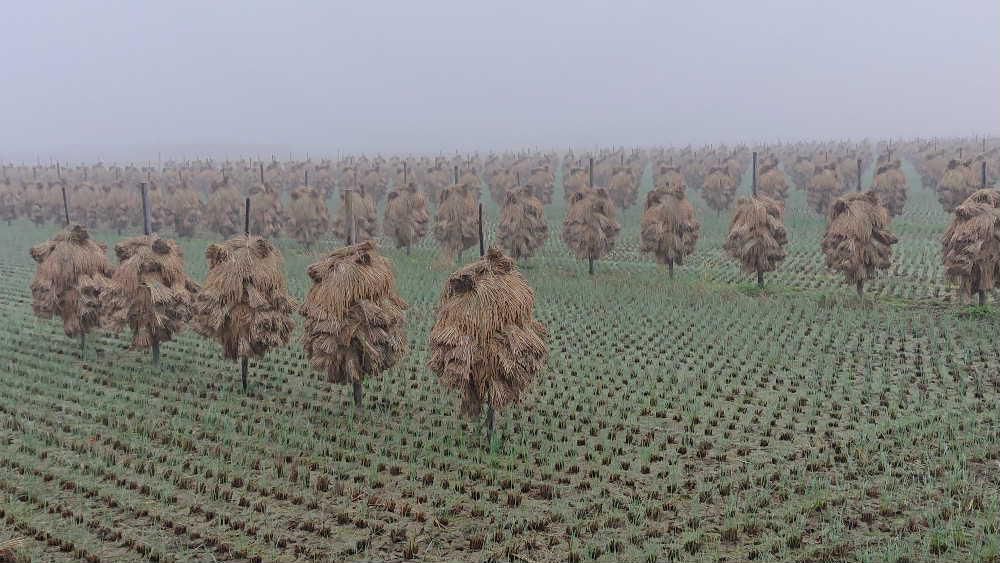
[3,0,998,163]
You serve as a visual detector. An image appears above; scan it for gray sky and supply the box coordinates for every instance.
[3,0,998,162]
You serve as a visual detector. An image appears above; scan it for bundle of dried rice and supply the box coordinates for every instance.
[333,188,379,243]
[562,187,620,274]
[168,183,203,237]
[29,224,113,340]
[757,158,789,201]
[24,183,51,226]
[942,189,1000,304]
[249,182,284,238]
[701,165,738,214]
[146,182,173,233]
[193,235,295,363]
[497,185,549,261]
[384,181,430,254]
[654,164,686,192]
[488,168,516,204]
[724,196,788,286]
[287,185,330,249]
[69,182,101,228]
[205,180,244,237]
[527,166,555,204]
[103,235,199,354]
[0,179,20,225]
[428,247,547,440]
[301,240,408,408]
[937,159,977,213]
[608,166,638,210]
[871,160,907,217]
[562,166,589,201]
[101,183,139,235]
[821,191,897,297]
[433,183,478,260]
[640,184,699,276]
[807,164,844,215]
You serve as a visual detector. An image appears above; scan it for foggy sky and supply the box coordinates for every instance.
[3,0,998,163]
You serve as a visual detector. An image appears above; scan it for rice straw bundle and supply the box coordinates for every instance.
[807,164,845,215]
[29,224,113,339]
[168,183,203,237]
[428,247,547,439]
[871,160,907,217]
[942,189,1000,304]
[103,235,199,350]
[757,157,789,201]
[497,185,549,261]
[333,188,378,243]
[640,183,699,276]
[821,191,897,297]
[724,195,788,286]
[249,182,285,238]
[433,183,478,260]
[608,166,638,210]
[937,159,977,213]
[193,235,295,360]
[301,240,408,407]
[384,181,430,254]
[562,187,620,274]
[287,185,330,249]
[701,165,738,214]
[205,180,244,237]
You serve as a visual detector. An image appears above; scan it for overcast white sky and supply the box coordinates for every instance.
[2,0,998,162]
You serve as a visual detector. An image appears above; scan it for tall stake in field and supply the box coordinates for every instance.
[194,198,295,393]
[301,240,408,411]
[725,152,788,287]
[942,167,999,305]
[428,247,548,445]
[103,183,199,366]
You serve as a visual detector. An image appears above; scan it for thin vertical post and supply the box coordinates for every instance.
[983,161,988,189]
[403,162,407,184]
[244,197,251,235]
[857,158,862,192]
[259,163,264,185]
[61,186,70,226]
[478,203,484,257]
[454,165,459,184]
[241,197,251,392]
[345,189,354,245]
[140,183,152,235]
[304,170,308,186]
[751,151,758,197]
[589,157,594,188]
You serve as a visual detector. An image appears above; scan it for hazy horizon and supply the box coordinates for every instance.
[4,0,998,163]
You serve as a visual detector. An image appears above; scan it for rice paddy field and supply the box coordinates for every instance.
[2,161,1000,562]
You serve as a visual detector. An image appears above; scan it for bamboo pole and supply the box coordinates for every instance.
[241,197,250,392]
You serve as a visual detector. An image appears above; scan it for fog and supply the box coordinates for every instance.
[3,0,998,162]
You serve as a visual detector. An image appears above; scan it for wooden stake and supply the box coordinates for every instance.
[454,165,459,184]
[751,151,758,197]
[478,203,484,257]
[857,158,862,192]
[345,189,355,245]
[983,161,988,189]
[140,182,160,366]
[259,163,264,185]
[244,197,251,235]
[241,197,251,393]
[61,186,70,226]
[589,157,594,188]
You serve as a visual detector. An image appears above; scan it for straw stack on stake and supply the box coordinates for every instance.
[497,185,549,262]
[871,159,907,217]
[287,183,330,249]
[249,166,285,238]
[725,152,788,287]
[384,175,430,255]
[333,188,378,243]
[821,191,897,298]
[757,156,789,201]
[640,183,699,278]
[168,182,203,237]
[428,247,548,442]
[702,165,738,214]
[937,159,977,213]
[30,224,112,349]
[562,186,620,275]
[608,165,638,210]
[194,208,295,391]
[205,178,244,237]
[433,181,478,261]
[301,240,408,409]
[942,167,999,304]
[807,163,844,215]
[102,235,199,362]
